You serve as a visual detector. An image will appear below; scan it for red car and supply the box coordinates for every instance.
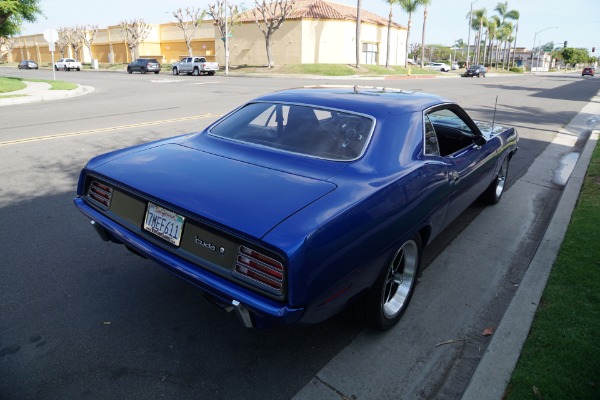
[582,67,594,77]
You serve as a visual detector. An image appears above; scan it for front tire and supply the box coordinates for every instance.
[363,235,422,330]
[127,67,132,74]
[54,65,58,71]
[172,67,179,75]
[480,156,509,204]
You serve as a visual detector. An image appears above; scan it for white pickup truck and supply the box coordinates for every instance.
[54,58,82,71]
[172,56,219,76]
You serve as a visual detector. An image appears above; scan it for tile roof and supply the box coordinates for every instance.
[240,0,404,29]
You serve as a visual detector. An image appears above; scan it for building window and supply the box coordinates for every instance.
[362,43,378,65]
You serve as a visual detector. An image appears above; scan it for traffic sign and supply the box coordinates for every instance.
[43,28,59,44]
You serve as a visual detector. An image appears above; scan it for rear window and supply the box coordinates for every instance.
[209,102,374,161]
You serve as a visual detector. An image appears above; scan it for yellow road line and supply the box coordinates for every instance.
[0,113,221,147]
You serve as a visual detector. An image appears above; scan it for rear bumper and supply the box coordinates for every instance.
[74,197,305,328]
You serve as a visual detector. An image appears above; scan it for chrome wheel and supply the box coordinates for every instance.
[382,240,419,319]
[361,235,422,330]
[494,157,509,199]
[480,156,510,204]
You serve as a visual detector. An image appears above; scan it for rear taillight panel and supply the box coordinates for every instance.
[234,245,285,296]
[86,180,113,210]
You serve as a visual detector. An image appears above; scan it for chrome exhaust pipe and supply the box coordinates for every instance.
[231,300,254,328]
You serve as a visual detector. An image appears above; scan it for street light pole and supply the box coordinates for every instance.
[530,26,557,74]
[466,0,477,67]
[224,0,229,75]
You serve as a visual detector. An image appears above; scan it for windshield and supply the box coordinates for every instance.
[209,102,374,161]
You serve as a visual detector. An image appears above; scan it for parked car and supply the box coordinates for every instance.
[54,58,82,71]
[426,62,451,72]
[74,87,518,330]
[18,60,39,69]
[582,67,594,77]
[127,58,161,74]
[463,65,487,77]
[172,56,219,76]
[451,62,459,70]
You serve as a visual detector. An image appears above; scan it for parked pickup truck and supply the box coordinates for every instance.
[172,56,218,76]
[54,58,82,71]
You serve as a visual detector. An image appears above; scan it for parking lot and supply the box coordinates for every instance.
[1,68,598,399]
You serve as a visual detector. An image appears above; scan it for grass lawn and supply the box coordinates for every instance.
[228,63,439,76]
[0,76,77,92]
[505,139,600,399]
[0,76,27,93]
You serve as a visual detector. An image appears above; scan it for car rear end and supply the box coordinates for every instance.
[146,59,161,73]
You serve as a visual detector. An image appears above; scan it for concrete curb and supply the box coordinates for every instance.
[0,82,94,106]
[461,130,599,400]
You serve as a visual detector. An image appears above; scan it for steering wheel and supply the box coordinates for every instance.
[336,117,368,149]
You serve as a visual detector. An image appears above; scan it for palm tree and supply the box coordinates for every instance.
[485,16,499,66]
[420,0,431,68]
[398,0,421,67]
[454,38,465,59]
[509,12,520,67]
[356,0,362,67]
[499,21,513,69]
[384,0,400,68]
[494,2,519,68]
[469,8,487,65]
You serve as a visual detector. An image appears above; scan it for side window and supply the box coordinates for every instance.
[423,115,440,156]
[426,108,476,156]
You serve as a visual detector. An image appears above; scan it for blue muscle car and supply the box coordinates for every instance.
[74,87,518,330]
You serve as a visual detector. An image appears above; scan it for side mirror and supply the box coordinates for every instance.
[473,135,486,147]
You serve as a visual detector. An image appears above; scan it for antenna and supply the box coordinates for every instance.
[491,94,498,131]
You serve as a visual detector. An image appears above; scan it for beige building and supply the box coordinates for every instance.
[224,0,407,66]
[4,0,406,67]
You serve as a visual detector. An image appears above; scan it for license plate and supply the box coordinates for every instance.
[143,202,185,246]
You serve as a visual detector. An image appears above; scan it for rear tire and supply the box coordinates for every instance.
[208,71,215,76]
[362,235,422,330]
[193,67,199,76]
[140,67,146,74]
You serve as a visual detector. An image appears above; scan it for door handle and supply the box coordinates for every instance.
[452,171,460,183]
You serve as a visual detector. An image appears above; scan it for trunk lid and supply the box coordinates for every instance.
[94,143,336,238]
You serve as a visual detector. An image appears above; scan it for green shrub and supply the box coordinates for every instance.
[509,66,524,73]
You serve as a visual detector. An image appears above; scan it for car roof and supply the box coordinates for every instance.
[251,87,453,118]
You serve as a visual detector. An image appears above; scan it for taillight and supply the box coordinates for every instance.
[234,245,285,295]
[87,180,113,210]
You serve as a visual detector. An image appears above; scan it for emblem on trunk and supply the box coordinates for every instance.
[195,236,226,255]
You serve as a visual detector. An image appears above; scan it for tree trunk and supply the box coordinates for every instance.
[510,23,519,68]
[265,35,274,68]
[385,4,392,68]
[404,14,412,67]
[355,0,362,67]
[420,6,428,68]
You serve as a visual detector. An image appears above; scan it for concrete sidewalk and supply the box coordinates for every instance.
[292,99,600,399]
[0,80,94,107]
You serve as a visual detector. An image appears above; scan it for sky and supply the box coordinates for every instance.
[21,0,600,55]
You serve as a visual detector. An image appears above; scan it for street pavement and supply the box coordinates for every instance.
[2,77,599,399]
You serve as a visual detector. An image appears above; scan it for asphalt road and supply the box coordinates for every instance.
[0,68,598,400]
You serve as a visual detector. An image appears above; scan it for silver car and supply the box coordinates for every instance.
[426,62,451,72]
